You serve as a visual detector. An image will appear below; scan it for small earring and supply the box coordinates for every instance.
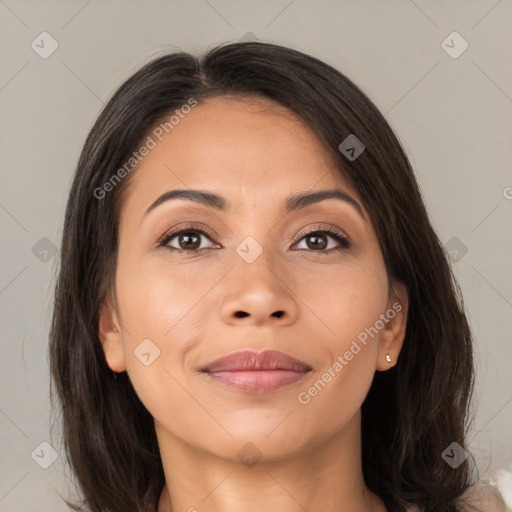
[385,354,392,363]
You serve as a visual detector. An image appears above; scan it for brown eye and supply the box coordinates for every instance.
[293,228,351,253]
[175,232,202,250]
[158,227,218,253]
[304,233,328,250]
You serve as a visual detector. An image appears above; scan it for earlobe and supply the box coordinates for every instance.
[98,295,126,373]
[376,283,409,371]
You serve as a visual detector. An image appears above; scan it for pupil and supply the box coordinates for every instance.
[308,234,327,250]
[181,233,200,250]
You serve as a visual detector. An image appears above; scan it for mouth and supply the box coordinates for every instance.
[200,349,313,394]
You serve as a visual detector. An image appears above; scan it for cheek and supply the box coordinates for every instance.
[115,254,213,341]
[114,254,222,409]
[293,272,386,433]
[295,257,389,345]
[113,257,211,425]
[291,260,387,415]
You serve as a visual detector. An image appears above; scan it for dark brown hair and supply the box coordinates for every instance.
[49,40,477,512]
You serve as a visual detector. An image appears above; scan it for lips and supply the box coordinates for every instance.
[201,350,313,393]
[201,349,312,373]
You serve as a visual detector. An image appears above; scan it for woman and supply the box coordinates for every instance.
[49,41,506,511]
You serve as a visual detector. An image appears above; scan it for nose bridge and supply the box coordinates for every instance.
[237,233,280,284]
[220,230,299,326]
[230,205,281,273]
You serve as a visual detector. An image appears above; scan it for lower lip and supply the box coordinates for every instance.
[203,369,311,393]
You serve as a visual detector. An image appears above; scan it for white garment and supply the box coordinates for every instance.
[457,481,508,512]
[404,481,508,511]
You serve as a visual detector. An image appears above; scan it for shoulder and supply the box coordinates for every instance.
[455,480,508,512]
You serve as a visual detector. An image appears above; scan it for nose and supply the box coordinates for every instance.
[220,250,299,327]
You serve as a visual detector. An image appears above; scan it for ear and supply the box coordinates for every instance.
[376,282,409,371]
[98,293,126,373]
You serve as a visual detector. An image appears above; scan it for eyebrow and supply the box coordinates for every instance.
[144,188,366,221]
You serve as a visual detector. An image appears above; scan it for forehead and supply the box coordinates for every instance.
[123,95,360,216]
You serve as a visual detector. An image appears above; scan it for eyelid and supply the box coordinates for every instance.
[155,223,219,248]
[292,224,351,246]
[155,222,351,252]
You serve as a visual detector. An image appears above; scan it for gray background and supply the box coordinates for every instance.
[1,1,511,510]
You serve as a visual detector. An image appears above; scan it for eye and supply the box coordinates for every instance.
[292,227,351,253]
[156,224,351,254]
[157,225,220,253]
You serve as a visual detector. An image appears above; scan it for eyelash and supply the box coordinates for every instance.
[156,224,351,255]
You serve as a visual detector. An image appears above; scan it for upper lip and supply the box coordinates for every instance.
[201,350,313,373]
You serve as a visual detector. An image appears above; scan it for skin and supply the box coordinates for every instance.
[98,95,408,512]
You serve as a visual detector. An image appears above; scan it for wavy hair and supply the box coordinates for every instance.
[49,40,477,512]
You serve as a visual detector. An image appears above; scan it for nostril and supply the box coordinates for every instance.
[234,311,249,318]
[272,311,285,318]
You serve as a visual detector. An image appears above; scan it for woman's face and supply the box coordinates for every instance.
[99,95,407,462]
